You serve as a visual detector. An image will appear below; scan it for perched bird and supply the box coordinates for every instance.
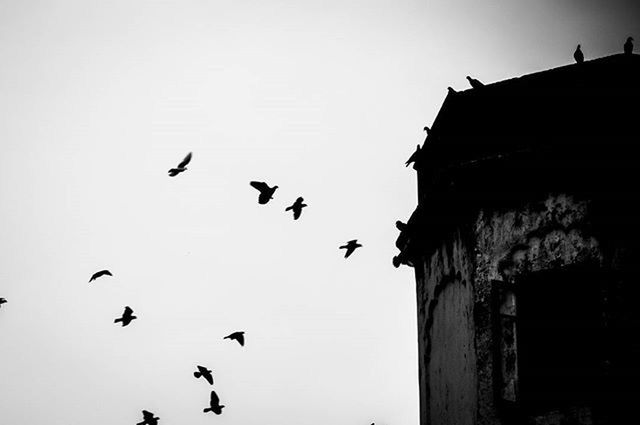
[224,331,245,346]
[285,197,307,220]
[168,152,192,177]
[339,239,362,258]
[137,410,159,425]
[250,181,278,204]
[466,76,484,89]
[89,269,112,283]
[194,365,214,385]
[423,126,430,135]
[395,220,407,231]
[0,298,7,308]
[447,86,457,94]
[405,144,421,167]
[114,306,137,327]
[624,37,634,55]
[203,390,225,415]
[574,44,584,63]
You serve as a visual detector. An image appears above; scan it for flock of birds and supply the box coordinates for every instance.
[0,149,366,424]
[1,37,635,425]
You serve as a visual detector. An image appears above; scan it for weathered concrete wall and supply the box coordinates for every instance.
[416,230,477,425]
[473,193,603,425]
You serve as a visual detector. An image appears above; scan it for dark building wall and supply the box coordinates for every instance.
[415,231,477,425]
[473,192,603,425]
[397,54,640,425]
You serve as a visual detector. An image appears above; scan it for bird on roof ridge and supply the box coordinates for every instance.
[624,37,634,55]
[574,44,584,64]
[466,76,484,89]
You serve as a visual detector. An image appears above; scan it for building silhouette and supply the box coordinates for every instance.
[395,53,640,425]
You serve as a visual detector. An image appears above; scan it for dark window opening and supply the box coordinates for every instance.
[516,267,604,414]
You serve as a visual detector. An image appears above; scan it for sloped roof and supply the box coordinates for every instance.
[395,53,640,267]
[418,54,640,171]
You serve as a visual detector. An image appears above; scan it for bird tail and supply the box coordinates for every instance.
[194,371,201,378]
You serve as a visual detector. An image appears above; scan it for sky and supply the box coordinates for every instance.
[0,1,638,424]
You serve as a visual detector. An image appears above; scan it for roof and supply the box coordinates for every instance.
[395,53,640,267]
[417,53,640,172]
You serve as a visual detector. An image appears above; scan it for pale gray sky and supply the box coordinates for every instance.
[0,1,638,424]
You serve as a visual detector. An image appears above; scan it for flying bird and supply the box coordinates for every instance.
[89,269,112,283]
[168,152,192,177]
[250,181,278,204]
[396,220,407,231]
[114,306,137,327]
[405,144,421,167]
[574,44,584,64]
[339,239,362,258]
[466,76,484,89]
[624,37,634,55]
[224,331,245,346]
[137,410,159,425]
[203,390,225,415]
[0,298,7,308]
[194,365,214,385]
[285,197,307,220]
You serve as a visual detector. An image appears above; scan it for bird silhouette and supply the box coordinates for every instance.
[447,86,457,94]
[224,331,245,346]
[137,410,159,425]
[89,269,112,283]
[203,390,225,415]
[466,76,484,89]
[574,44,584,63]
[114,306,137,327]
[339,239,362,258]
[396,220,407,231]
[250,181,278,204]
[285,197,307,220]
[625,37,634,55]
[405,144,421,167]
[423,126,430,135]
[168,152,192,177]
[0,298,7,308]
[194,365,214,385]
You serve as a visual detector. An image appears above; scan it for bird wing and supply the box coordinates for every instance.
[285,205,293,211]
[236,333,245,346]
[210,390,220,406]
[348,239,358,244]
[178,152,192,168]
[142,410,153,420]
[250,181,269,192]
[344,246,356,258]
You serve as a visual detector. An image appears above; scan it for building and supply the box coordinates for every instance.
[394,53,640,425]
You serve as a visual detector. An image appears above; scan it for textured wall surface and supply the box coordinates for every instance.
[415,230,477,425]
[473,193,603,425]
